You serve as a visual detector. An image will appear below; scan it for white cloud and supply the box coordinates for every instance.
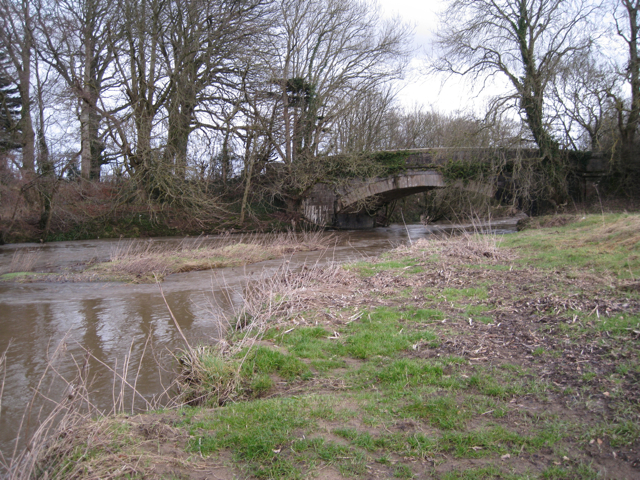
[376,0,514,115]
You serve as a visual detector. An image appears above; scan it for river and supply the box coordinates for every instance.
[0,219,519,458]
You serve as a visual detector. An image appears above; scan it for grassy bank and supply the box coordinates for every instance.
[0,230,331,283]
[8,214,640,479]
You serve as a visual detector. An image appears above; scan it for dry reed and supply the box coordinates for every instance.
[0,333,170,479]
[0,236,347,477]
[392,217,514,264]
[4,249,41,274]
[100,229,331,280]
[168,254,349,406]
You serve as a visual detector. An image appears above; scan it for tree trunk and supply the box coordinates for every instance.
[621,0,640,173]
[239,135,255,224]
[17,26,35,172]
[164,85,195,180]
[80,41,104,180]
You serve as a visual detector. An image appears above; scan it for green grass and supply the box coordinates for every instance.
[187,397,311,455]
[242,346,311,380]
[405,307,446,322]
[0,272,52,281]
[330,421,566,460]
[39,213,640,479]
[464,304,491,316]
[186,395,372,478]
[309,358,347,371]
[311,307,440,360]
[502,213,640,278]
[441,287,489,302]
[358,357,467,392]
[347,257,420,277]
[275,326,332,359]
[404,395,471,430]
[393,463,414,478]
[250,374,274,396]
[593,314,640,337]
[585,420,640,447]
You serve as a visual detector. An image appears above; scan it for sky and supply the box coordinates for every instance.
[375,0,504,114]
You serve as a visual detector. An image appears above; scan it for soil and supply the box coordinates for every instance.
[23,231,640,479]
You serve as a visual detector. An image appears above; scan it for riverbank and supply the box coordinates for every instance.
[6,214,640,479]
[0,230,331,283]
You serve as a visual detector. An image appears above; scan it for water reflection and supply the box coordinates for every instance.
[0,221,520,456]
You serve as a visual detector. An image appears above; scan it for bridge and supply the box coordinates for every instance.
[302,170,445,228]
[300,147,607,229]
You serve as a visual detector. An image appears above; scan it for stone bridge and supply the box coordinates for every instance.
[300,147,607,229]
[301,148,501,228]
[302,170,446,228]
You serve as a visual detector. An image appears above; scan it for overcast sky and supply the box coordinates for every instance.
[376,0,506,114]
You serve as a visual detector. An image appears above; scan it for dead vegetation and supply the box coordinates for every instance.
[396,234,515,263]
[1,248,41,274]
[516,214,578,230]
[3,216,640,479]
[0,229,333,283]
[97,229,331,282]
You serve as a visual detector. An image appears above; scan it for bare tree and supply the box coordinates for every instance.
[35,0,115,180]
[611,0,640,172]
[161,0,268,179]
[335,101,525,152]
[549,53,618,151]
[107,0,170,188]
[0,0,37,171]
[0,49,22,153]
[247,0,411,210]
[268,0,410,165]
[434,0,598,159]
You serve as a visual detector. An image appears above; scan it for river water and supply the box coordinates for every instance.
[0,219,519,457]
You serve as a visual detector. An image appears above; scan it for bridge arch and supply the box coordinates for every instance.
[302,170,447,228]
[337,171,445,212]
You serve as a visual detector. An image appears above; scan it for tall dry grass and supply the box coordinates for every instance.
[3,249,41,274]
[166,258,318,406]
[165,252,348,407]
[101,229,331,279]
[1,244,341,477]
[392,215,514,264]
[0,335,165,479]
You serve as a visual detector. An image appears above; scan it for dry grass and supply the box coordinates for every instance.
[578,214,640,248]
[1,340,94,479]
[0,334,167,480]
[394,213,517,264]
[517,214,578,230]
[169,259,331,406]
[2,249,41,274]
[0,258,324,477]
[392,232,515,264]
[505,213,640,279]
[93,229,332,282]
[5,218,640,479]
[518,213,640,249]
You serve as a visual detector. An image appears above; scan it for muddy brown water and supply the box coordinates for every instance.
[0,220,518,457]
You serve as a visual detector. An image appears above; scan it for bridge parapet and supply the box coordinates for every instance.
[389,148,540,170]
